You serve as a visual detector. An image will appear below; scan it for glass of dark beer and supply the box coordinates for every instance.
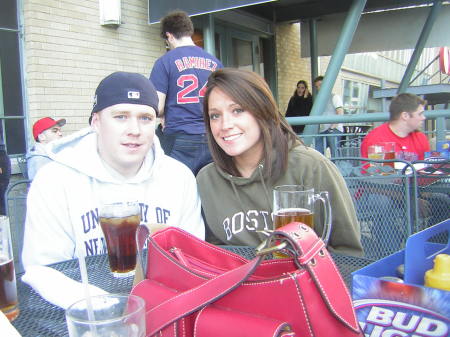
[0,216,19,321]
[273,185,332,257]
[99,202,141,278]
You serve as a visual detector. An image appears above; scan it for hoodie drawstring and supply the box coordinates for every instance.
[229,164,273,232]
[257,164,273,213]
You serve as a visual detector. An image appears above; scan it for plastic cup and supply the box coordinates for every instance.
[66,294,146,337]
[381,142,396,168]
[368,144,384,161]
[0,216,19,321]
[99,202,141,278]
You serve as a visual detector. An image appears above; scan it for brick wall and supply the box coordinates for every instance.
[21,2,315,138]
[275,22,311,114]
[23,0,162,138]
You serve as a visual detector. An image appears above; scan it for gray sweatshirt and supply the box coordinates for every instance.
[197,143,363,256]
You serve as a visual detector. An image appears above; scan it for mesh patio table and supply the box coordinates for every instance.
[12,247,373,337]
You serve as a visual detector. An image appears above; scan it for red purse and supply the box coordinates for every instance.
[131,222,363,337]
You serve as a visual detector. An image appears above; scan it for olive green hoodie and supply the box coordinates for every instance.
[197,143,363,256]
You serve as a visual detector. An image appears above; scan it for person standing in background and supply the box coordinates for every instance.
[0,123,11,215]
[313,76,344,157]
[285,80,312,134]
[26,117,66,180]
[150,10,223,175]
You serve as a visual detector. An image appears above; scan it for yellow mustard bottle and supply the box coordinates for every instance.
[424,254,450,291]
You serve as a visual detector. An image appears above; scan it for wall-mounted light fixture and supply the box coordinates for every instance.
[99,0,121,27]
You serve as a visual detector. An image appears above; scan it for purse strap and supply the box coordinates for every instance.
[146,248,264,336]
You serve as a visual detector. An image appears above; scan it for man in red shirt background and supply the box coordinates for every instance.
[359,93,448,240]
[361,93,430,161]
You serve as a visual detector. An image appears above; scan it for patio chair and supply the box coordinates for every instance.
[5,179,31,274]
[333,137,364,170]
[17,154,29,179]
[335,137,363,157]
[333,157,414,260]
[410,158,450,234]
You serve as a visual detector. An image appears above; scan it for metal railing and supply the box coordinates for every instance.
[288,109,449,146]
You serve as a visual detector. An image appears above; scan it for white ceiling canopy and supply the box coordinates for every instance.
[301,4,450,57]
[148,0,277,24]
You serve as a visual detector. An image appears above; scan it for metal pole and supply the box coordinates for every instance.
[435,116,446,142]
[409,54,439,85]
[380,79,388,112]
[302,0,367,144]
[397,0,442,94]
[203,14,215,56]
[309,19,318,99]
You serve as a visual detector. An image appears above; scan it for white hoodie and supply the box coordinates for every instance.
[22,128,205,269]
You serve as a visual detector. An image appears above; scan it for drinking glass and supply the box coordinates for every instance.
[381,142,396,168]
[273,185,332,257]
[0,216,19,321]
[66,294,145,337]
[99,202,141,278]
[368,144,384,161]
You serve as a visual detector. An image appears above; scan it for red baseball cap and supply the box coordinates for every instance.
[33,117,66,141]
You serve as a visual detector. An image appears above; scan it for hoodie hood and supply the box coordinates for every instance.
[215,162,265,186]
[45,127,164,184]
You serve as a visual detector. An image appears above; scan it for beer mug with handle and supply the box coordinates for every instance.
[273,185,332,246]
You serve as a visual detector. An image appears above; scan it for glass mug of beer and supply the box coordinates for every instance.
[381,142,396,169]
[99,202,141,278]
[273,185,332,257]
[0,216,19,321]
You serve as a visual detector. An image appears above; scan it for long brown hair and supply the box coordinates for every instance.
[203,68,300,180]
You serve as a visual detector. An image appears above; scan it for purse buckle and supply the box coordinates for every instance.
[255,240,288,256]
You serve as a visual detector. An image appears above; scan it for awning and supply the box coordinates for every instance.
[301,5,450,57]
[148,0,277,24]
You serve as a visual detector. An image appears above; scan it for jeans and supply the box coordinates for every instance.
[167,133,212,176]
[354,192,406,259]
[315,128,342,158]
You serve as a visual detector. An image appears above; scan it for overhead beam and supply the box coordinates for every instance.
[309,18,318,98]
[269,0,431,23]
[398,0,443,93]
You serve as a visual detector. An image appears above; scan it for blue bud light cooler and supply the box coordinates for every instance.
[352,219,450,336]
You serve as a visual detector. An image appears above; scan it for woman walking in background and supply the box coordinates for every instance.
[286,80,312,134]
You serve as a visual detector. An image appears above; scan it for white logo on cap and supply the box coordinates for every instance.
[93,95,97,107]
[128,91,140,99]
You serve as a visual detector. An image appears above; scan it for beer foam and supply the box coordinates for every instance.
[99,202,140,218]
[0,254,12,265]
[275,207,311,214]
[99,214,140,226]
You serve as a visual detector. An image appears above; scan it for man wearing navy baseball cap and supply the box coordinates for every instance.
[23,71,205,272]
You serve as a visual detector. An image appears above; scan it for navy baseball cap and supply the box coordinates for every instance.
[90,71,159,124]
